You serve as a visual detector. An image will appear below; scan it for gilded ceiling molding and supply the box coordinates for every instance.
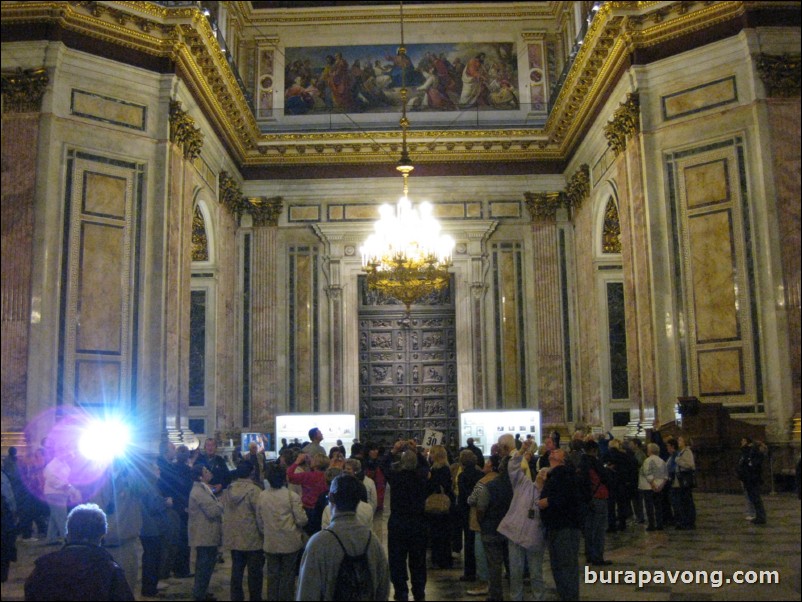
[0,67,48,113]
[524,192,563,222]
[218,171,249,218]
[1,1,258,160]
[248,196,284,227]
[0,1,765,166]
[169,100,204,160]
[604,93,640,156]
[756,54,801,98]
[564,164,590,210]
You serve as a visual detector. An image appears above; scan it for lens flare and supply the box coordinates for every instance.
[78,418,131,462]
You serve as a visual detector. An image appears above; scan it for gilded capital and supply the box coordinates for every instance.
[1,67,48,113]
[248,196,284,227]
[564,164,590,210]
[757,54,801,98]
[169,100,204,160]
[524,192,563,221]
[604,93,640,155]
[218,171,248,218]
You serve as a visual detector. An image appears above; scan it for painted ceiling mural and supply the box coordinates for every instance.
[283,42,519,115]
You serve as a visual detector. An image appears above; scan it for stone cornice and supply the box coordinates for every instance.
[0,66,48,113]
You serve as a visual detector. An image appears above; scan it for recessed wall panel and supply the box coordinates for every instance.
[76,222,124,353]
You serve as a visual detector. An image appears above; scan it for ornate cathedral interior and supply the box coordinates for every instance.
[1,1,800,470]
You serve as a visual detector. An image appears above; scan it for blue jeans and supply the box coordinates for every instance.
[474,533,488,581]
[507,540,545,601]
[482,533,506,602]
[583,498,607,563]
[192,546,218,600]
[546,528,580,601]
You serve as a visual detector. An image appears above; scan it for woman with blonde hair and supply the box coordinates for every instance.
[426,445,454,569]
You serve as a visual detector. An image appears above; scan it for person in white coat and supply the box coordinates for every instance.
[257,462,308,601]
[638,443,668,531]
[188,464,223,602]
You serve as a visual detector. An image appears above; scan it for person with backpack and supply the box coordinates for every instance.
[297,473,390,601]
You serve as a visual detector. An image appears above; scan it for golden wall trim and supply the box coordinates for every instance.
[169,99,204,160]
[564,164,590,210]
[248,196,284,227]
[524,192,563,221]
[757,53,802,98]
[604,93,640,156]
[218,170,248,219]
[1,67,48,113]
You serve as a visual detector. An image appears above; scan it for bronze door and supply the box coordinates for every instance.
[358,277,458,450]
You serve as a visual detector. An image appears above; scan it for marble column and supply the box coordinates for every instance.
[530,214,567,427]
[164,100,203,438]
[765,98,801,419]
[1,67,48,439]
[251,216,281,429]
[616,137,657,423]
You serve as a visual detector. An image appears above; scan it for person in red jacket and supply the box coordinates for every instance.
[286,452,328,529]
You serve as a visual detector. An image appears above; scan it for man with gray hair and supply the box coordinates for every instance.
[24,503,134,601]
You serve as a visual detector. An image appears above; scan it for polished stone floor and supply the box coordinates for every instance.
[2,491,800,601]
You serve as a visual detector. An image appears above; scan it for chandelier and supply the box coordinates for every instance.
[360,2,454,312]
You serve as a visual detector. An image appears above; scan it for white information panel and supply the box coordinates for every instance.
[275,414,357,455]
[460,410,541,455]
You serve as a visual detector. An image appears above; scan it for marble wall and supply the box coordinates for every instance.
[0,113,39,431]
[766,99,801,417]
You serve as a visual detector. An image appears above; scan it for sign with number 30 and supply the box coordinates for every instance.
[423,428,444,448]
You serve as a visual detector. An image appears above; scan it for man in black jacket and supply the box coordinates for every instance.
[381,443,429,602]
[25,503,134,601]
[538,448,582,601]
[737,438,767,525]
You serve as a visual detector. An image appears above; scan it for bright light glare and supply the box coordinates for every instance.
[78,418,131,462]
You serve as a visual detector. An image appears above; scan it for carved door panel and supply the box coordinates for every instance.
[358,277,458,450]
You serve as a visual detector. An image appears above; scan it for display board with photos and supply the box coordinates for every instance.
[460,410,541,455]
[275,413,357,455]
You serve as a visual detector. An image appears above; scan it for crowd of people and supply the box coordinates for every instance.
[0,423,781,601]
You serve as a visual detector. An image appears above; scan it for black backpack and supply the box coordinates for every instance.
[326,529,373,601]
